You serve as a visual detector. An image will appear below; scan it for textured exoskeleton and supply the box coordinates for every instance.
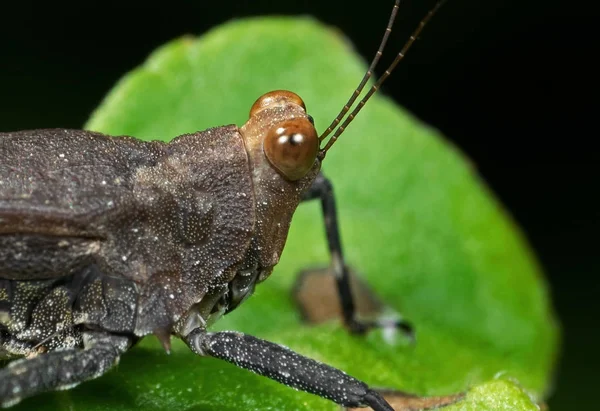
[0,95,392,410]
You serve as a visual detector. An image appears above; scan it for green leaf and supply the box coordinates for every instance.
[444,379,543,411]
[14,16,559,410]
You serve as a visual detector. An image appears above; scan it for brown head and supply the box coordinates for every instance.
[238,90,320,279]
[236,0,446,281]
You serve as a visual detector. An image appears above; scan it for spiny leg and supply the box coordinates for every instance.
[185,329,393,411]
[298,172,413,336]
[0,332,131,407]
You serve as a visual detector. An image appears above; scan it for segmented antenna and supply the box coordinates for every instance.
[319,0,402,143]
[320,0,447,155]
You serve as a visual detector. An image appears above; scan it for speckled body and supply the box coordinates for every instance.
[0,91,396,410]
[0,100,320,361]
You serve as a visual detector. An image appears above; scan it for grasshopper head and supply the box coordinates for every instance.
[243,90,320,183]
[230,0,446,298]
[236,90,321,277]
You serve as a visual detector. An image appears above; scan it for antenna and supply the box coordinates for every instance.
[320,0,447,155]
[319,0,402,143]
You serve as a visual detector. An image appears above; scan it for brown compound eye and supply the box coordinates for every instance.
[250,90,306,118]
[264,118,319,181]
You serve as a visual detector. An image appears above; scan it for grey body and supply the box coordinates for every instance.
[0,95,394,411]
[0,127,264,355]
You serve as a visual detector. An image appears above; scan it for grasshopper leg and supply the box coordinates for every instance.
[298,172,413,337]
[185,329,394,411]
[0,332,131,407]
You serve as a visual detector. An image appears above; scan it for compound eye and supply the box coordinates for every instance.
[263,118,318,181]
[250,90,306,118]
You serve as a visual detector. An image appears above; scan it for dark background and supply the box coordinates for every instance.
[1,0,596,409]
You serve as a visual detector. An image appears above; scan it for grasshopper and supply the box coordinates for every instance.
[0,1,445,409]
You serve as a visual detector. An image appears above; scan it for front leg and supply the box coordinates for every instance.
[298,172,413,336]
[0,331,132,407]
[185,329,393,411]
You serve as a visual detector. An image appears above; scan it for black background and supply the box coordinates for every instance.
[1,1,597,409]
